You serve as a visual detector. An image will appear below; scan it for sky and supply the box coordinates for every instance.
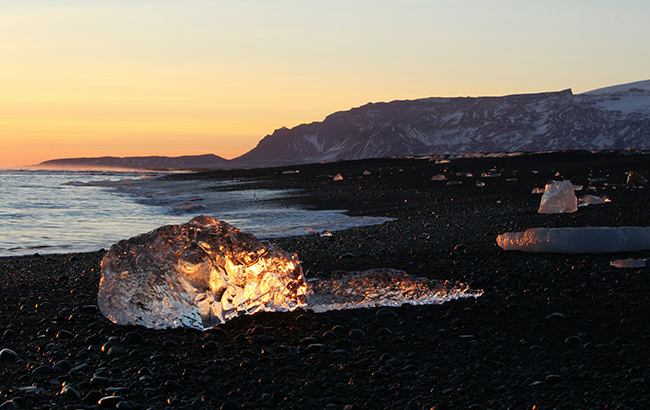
[1,0,649,168]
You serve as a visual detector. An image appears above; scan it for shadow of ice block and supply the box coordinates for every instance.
[497,227,650,254]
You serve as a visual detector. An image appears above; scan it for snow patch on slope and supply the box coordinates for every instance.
[583,79,650,95]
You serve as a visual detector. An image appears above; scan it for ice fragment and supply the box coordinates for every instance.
[610,258,647,268]
[497,227,650,254]
[537,180,577,214]
[306,269,482,312]
[578,195,610,207]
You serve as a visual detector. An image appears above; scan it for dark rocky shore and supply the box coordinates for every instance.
[2,150,649,410]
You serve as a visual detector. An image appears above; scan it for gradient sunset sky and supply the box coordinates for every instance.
[1,0,649,168]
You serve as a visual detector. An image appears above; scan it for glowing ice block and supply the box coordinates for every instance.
[98,215,307,330]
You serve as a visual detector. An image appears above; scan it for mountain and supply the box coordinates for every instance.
[38,79,650,170]
[233,79,650,167]
[38,154,229,170]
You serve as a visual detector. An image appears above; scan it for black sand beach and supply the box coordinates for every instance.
[1,150,649,409]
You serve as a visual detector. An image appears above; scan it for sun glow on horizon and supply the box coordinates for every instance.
[1,0,649,168]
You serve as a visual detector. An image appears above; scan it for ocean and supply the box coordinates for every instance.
[0,169,390,257]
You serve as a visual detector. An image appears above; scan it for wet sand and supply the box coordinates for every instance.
[1,150,649,409]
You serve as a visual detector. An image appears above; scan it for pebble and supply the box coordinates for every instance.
[545,374,563,385]
[107,345,127,358]
[31,365,52,375]
[84,390,103,404]
[17,386,46,394]
[299,337,317,345]
[71,363,90,373]
[77,304,100,314]
[376,308,398,318]
[138,367,154,377]
[202,340,218,350]
[0,348,18,362]
[255,335,277,345]
[91,375,113,386]
[565,335,582,345]
[122,332,145,345]
[0,401,19,410]
[56,329,75,339]
[322,330,337,340]
[53,359,72,372]
[349,329,365,339]
[220,400,243,410]
[60,384,81,399]
[306,343,327,353]
[98,395,124,408]
[116,401,135,410]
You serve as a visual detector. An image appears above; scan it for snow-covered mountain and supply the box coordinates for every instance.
[233,79,650,167]
[38,79,650,170]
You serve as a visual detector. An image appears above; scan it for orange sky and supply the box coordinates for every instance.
[2,1,649,168]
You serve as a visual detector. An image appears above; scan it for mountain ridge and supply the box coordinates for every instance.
[38,79,650,170]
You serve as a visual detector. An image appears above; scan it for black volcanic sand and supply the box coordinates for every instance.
[1,150,650,410]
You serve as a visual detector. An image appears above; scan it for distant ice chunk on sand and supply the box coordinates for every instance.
[610,258,647,268]
[497,227,650,254]
[538,181,577,214]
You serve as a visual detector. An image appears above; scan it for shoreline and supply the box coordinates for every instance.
[1,150,650,409]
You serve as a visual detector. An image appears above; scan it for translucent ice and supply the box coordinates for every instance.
[610,258,647,268]
[306,269,482,313]
[99,216,482,330]
[577,195,610,207]
[497,227,650,254]
[98,216,307,330]
[538,181,577,214]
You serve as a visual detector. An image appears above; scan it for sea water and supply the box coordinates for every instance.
[0,169,390,257]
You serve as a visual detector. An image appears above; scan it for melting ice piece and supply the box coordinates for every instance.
[98,215,307,330]
[578,195,610,207]
[610,258,647,268]
[538,180,577,214]
[99,217,483,330]
[306,269,483,313]
[497,227,650,254]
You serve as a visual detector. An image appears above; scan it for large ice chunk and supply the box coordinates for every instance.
[538,181,577,214]
[497,227,650,254]
[98,215,307,330]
